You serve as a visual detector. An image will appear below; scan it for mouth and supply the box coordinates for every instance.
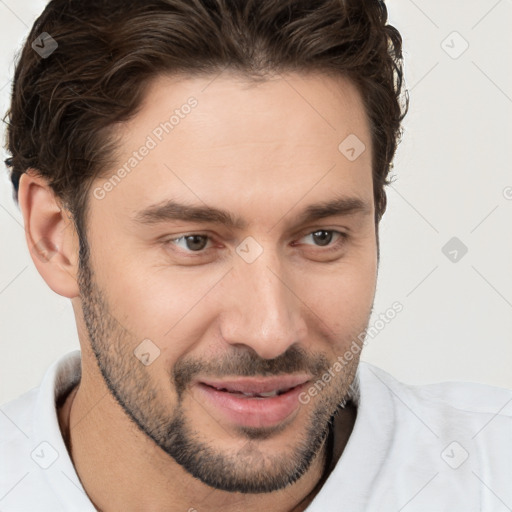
[194,375,311,429]
[203,386,291,398]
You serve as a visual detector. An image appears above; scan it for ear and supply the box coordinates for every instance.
[18,169,80,298]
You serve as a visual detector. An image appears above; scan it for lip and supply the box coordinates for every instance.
[200,375,310,394]
[194,375,311,429]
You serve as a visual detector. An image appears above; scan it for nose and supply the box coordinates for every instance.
[219,249,308,360]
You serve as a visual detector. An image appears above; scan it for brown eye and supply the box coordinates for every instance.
[310,230,334,247]
[299,230,346,249]
[167,234,211,252]
[183,235,209,251]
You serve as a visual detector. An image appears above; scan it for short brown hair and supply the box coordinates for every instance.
[4,0,408,246]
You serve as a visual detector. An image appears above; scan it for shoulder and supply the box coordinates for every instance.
[357,360,512,419]
[354,360,512,474]
[0,351,89,511]
[0,386,53,509]
[0,384,39,457]
[311,361,512,510]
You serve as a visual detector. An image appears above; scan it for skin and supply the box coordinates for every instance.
[18,71,378,511]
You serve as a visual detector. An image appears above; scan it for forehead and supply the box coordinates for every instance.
[92,71,374,225]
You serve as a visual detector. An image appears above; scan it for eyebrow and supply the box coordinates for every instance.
[132,194,372,230]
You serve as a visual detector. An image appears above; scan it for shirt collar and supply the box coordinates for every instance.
[32,349,96,510]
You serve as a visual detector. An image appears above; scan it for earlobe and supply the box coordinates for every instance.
[18,169,80,299]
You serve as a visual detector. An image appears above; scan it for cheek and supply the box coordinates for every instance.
[93,247,224,360]
[298,255,377,339]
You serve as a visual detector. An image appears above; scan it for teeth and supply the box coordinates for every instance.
[257,390,279,397]
[241,389,283,397]
[210,385,291,397]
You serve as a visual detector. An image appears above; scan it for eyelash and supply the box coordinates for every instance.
[163,229,348,257]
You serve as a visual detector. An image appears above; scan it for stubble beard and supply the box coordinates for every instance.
[77,253,364,493]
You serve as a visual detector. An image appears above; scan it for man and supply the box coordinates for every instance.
[1,0,511,511]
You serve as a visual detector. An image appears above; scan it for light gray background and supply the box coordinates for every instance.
[1,0,511,404]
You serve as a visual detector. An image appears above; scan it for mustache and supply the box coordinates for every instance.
[172,345,331,397]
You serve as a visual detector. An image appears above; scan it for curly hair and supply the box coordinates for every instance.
[4,0,408,244]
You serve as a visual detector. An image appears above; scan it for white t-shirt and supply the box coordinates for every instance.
[1,350,511,511]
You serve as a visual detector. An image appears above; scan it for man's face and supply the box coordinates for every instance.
[78,72,377,493]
